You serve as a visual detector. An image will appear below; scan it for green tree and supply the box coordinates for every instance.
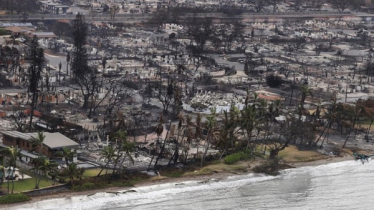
[299,85,313,106]
[182,114,195,163]
[31,156,57,189]
[59,163,83,187]
[112,130,135,176]
[201,108,218,166]
[30,131,45,155]
[30,131,46,189]
[0,146,21,194]
[28,36,45,131]
[98,145,116,176]
[240,100,260,151]
[55,147,75,167]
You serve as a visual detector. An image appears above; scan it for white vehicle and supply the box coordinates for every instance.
[16,38,26,43]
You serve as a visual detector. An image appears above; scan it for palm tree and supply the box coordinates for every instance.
[0,146,21,194]
[289,82,296,105]
[343,103,364,148]
[59,163,82,187]
[148,114,164,169]
[240,100,258,150]
[111,130,127,175]
[32,156,57,189]
[201,108,218,166]
[315,97,338,146]
[194,113,203,159]
[299,85,313,106]
[113,129,135,174]
[75,167,85,181]
[256,98,268,119]
[0,166,4,187]
[366,114,374,142]
[154,118,173,168]
[98,145,116,176]
[217,106,240,158]
[31,131,45,155]
[118,140,135,173]
[265,101,282,139]
[55,147,75,167]
[273,99,281,117]
[183,114,195,163]
[217,111,231,155]
[168,112,185,165]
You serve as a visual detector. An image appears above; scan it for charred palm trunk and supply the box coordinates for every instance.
[314,122,331,146]
[343,117,357,148]
[28,92,37,132]
[153,120,172,168]
[97,162,109,177]
[111,154,122,177]
[366,119,373,142]
[201,129,211,167]
[168,129,185,165]
[319,128,330,149]
[289,84,295,105]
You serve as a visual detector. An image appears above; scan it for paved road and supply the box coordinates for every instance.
[0,13,150,23]
[0,11,358,23]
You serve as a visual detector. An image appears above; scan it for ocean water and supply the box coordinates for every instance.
[10,160,374,210]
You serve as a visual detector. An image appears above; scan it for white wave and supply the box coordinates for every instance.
[11,159,374,210]
[12,173,278,210]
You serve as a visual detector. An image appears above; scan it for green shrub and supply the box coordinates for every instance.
[81,182,96,190]
[224,150,253,164]
[0,193,31,204]
[0,28,10,36]
[73,182,97,191]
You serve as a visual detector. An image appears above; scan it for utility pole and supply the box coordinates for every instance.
[345,84,348,102]
[66,51,70,78]
[58,61,62,83]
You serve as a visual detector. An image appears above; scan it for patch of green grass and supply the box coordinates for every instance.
[195,168,214,175]
[72,172,151,191]
[224,150,253,164]
[210,160,221,165]
[83,168,113,177]
[4,177,53,193]
[0,193,30,204]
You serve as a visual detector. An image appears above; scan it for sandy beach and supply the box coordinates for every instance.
[1,153,356,209]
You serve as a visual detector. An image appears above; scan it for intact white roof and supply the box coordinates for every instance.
[39,132,79,149]
[1,131,79,149]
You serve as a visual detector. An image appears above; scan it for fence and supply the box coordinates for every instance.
[23,184,69,197]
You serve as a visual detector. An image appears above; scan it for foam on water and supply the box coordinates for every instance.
[11,160,374,210]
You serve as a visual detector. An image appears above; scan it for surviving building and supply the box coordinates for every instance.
[0,131,79,162]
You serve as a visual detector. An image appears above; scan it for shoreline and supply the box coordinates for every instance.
[2,153,355,209]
